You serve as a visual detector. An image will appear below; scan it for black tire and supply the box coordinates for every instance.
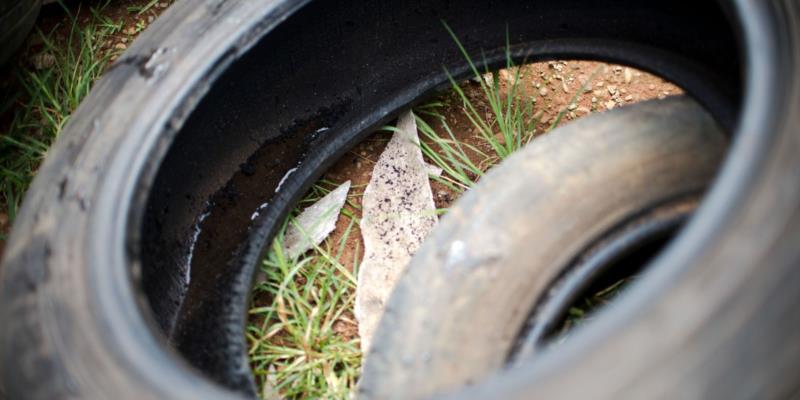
[0,0,797,399]
[0,0,40,66]
[366,3,800,400]
[359,96,727,398]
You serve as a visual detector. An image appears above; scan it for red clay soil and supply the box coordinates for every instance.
[317,61,681,275]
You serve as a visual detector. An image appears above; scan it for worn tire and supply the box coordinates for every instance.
[0,0,797,399]
[359,96,727,398]
[365,3,800,400]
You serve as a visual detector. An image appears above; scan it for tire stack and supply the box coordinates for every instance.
[1,1,799,399]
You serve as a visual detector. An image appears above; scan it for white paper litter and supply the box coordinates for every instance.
[356,110,438,352]
[282,180,351,259]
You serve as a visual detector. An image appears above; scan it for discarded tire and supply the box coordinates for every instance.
[359,96,727,398]
[1,0,798,399]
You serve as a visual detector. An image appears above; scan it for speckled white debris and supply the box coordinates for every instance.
[282,180,351,259]
[356,110,438,352]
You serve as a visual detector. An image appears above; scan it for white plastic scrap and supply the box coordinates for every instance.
[282,180,351,259]
[356,110,438,352]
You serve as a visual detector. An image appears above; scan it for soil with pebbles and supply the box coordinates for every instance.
[320,60,680,280]
[267,61,681,347]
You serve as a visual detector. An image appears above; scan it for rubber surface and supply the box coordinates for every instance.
[0,0,796,399]
[141,1,739,393]
[377,2,800,400]
[359,96,727,398]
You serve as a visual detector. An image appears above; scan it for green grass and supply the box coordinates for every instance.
[245,25,605,398]
[0,1,122,224]
[127,0,161,15]
[247,181,364,399]
[414,23,598,193]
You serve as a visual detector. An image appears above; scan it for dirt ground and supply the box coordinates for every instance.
[276,61,680,352]
[320,60,680,278]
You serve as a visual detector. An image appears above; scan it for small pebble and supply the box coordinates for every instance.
[498,69,514,84]
[482,73,494,86]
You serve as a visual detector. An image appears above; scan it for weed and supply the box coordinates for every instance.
[0,2,121,221]
[247,24,605,399]
[127,0,160,15]
[416,23,599,193]
[248,182,362,399]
